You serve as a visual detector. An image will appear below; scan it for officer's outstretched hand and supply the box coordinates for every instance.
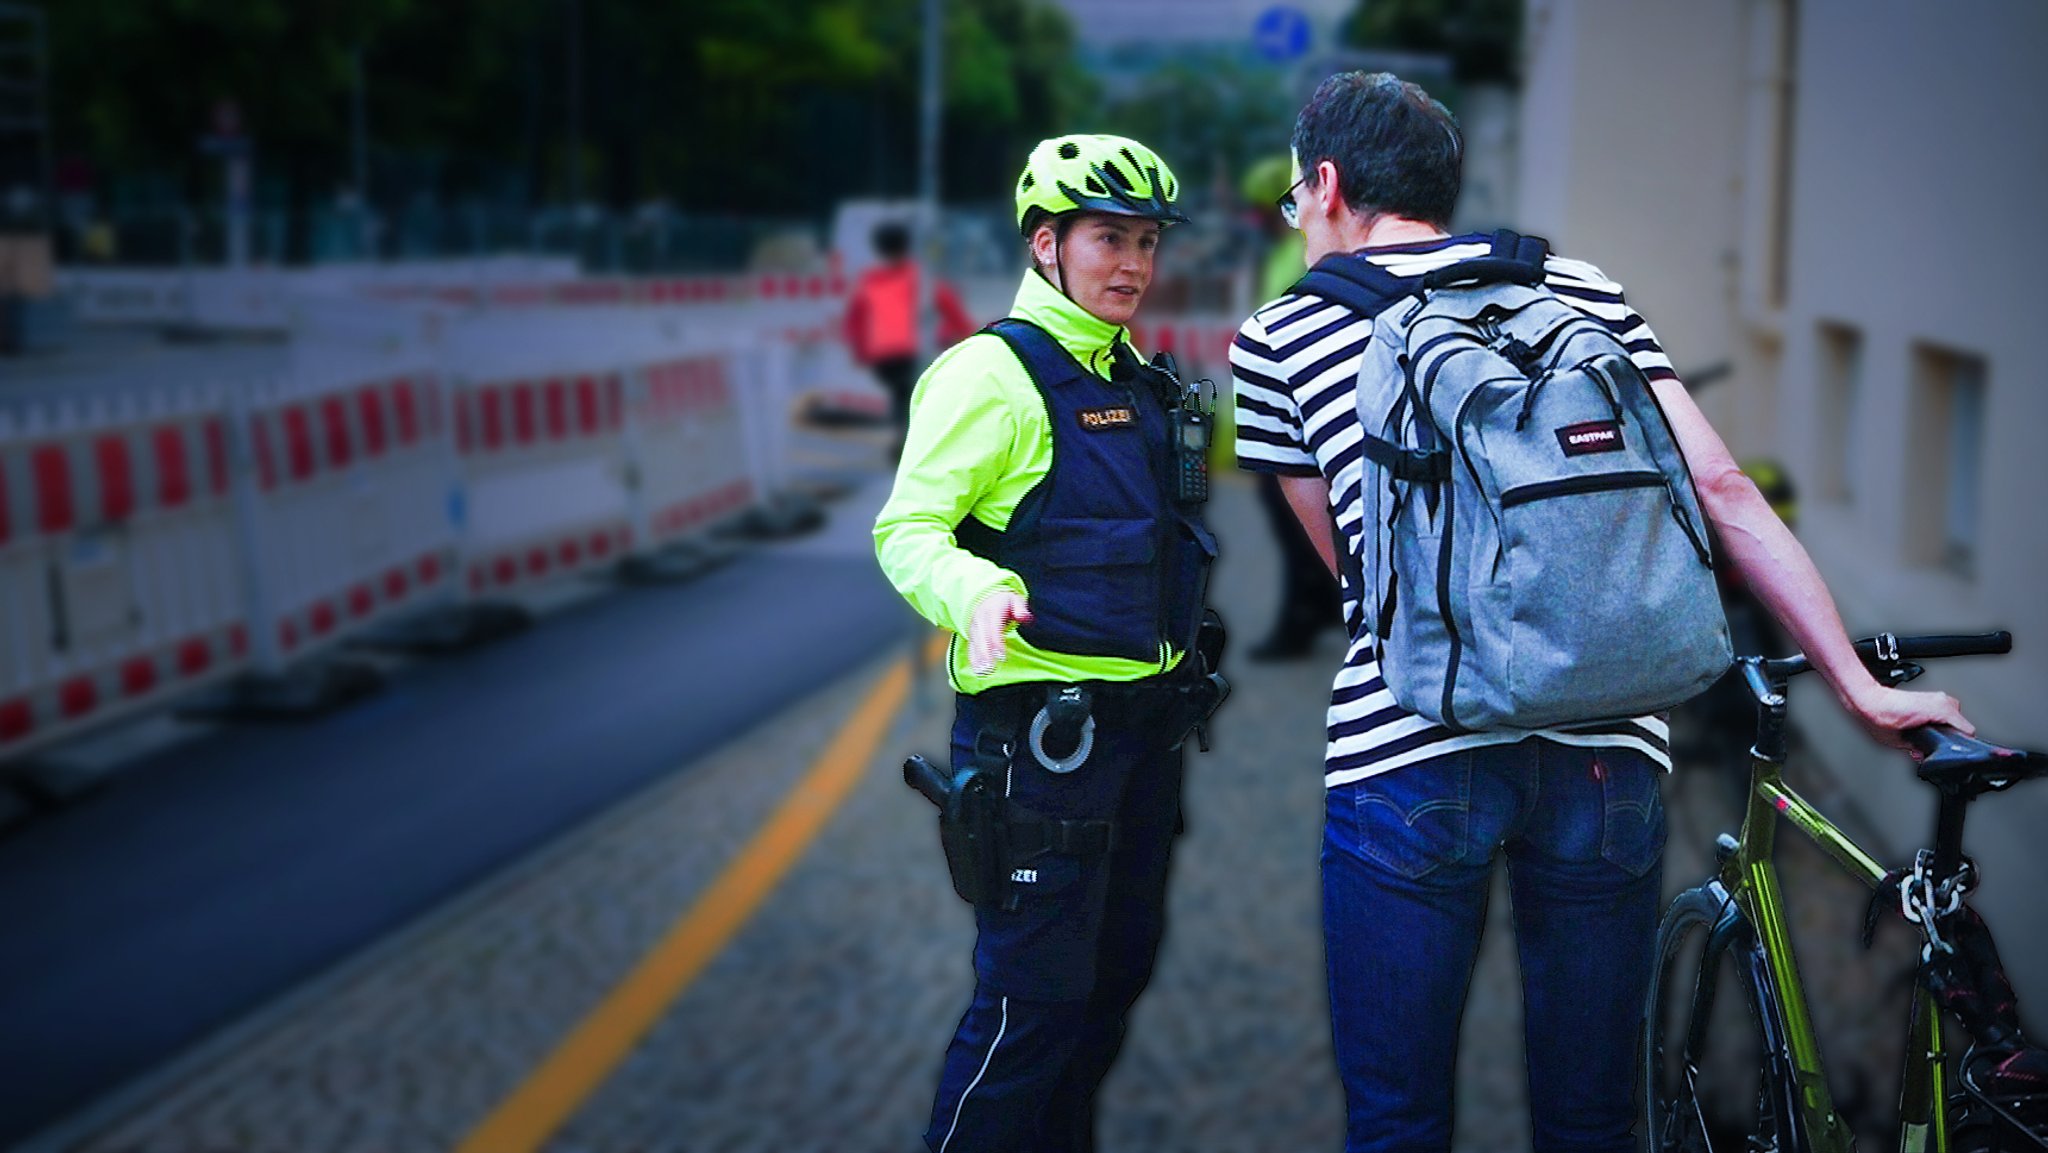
[968,590,1033,676]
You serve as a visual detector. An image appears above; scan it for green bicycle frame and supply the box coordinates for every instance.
[1716,752,1952,1152]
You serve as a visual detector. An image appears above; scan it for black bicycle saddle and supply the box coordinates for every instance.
[1908,726,2048,794]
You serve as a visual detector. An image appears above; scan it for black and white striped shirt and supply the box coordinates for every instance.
[1231,234,1681,789]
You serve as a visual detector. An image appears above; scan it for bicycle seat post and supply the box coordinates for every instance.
[1928,781,1973,883]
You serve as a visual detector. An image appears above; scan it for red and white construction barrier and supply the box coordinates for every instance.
[0,389,250,758]
[442,311,639,598]
[628,349,755,547]
[2,274,848,758]
[232,372,459,671]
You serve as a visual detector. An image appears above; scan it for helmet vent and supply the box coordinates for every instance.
[1101,162,1133,191]
[1020,173,1035,190]
[1084,175,1106,194]
[1120,147,1141,173]
[1058,142,1081,160]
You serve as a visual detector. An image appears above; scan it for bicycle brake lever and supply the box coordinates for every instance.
[1886,661,1927,687]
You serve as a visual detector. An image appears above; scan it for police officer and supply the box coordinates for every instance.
[873,134,1219,1153]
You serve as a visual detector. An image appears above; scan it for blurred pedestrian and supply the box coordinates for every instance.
[843,219,975,459]
[1239,154,1341,661]
[1231,71,1972,1153]
[875,133,1222,1153]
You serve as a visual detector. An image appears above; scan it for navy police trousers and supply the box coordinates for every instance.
[924,688,1186,1153]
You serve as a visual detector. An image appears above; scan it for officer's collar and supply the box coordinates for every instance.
[1012,270,1129,380]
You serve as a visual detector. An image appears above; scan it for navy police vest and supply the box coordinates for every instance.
[956,318,1217,667]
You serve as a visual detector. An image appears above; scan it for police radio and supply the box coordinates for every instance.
[1150,351,1213,506]
[1169,402,1210,504]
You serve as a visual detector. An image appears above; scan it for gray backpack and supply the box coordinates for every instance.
[1335,232,1731,732]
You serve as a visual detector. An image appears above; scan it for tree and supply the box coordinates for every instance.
[1097,53,1296,205]
[46,0,1092,232]
[1340,0,1521,85]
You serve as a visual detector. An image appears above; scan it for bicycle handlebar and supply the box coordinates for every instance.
[1753,630,2010,686]
[1863,631,2013,661]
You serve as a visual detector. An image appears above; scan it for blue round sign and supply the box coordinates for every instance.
[1253,5,1312,63]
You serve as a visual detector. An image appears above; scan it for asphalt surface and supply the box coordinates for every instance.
[0,543,913,1146]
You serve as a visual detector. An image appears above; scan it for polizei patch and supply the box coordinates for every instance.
[1077,405,1137,431]
[1555,419,1625,457]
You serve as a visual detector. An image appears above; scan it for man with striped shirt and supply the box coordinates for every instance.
[1233,72,1971,1153]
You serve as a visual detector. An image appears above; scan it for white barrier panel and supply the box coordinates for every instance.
[733,341,793,515]
[443,311,635,597]
[233,370,458,673]
[0,389,250,759]
[183,269,298,336]
[60,259,589,331]
[353,257,585,307]
[625,335,756,548]
[57,270,193,327]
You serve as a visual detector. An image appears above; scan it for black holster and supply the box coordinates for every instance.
[904,739,1119,910]
[1172,608,1231,751]
[904,753,1007,907]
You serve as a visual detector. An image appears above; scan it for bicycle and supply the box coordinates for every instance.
[1643,631,2048,1152]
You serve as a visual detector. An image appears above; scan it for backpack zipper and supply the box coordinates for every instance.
[1500,470,1664,508]
[1436,477,1465,732]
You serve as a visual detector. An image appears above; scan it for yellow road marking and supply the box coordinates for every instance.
[456,654,916,1153]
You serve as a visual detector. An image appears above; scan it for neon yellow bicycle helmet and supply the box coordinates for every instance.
[1015,134,1189,236]
[1240,153,1295,207]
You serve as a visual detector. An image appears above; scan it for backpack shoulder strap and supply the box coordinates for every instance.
[1496,228,1551,269]
[1291,255,1451,483]
[1419,228,1552,291]
[1288,252,1419,319]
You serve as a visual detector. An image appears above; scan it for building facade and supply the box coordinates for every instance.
[1517,0,2048,1003]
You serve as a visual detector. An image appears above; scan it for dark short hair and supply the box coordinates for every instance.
[872,220,911,257]
[1290,71,1462,228]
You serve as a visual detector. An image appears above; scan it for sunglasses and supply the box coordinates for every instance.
[1275,172,1307,230]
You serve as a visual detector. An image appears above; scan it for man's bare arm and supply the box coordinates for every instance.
[1278,473,1339,579]
[1648,377,1970,749]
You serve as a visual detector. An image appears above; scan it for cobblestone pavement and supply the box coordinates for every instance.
[23,459,1951,1153]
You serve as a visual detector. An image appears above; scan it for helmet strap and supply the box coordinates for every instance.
[1053,225,1071,305]
[1031,214,1081,309]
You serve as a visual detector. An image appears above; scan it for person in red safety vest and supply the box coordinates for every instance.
[843,220,976,457]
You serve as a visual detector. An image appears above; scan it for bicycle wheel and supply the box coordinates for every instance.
[1642,883,1801,1152]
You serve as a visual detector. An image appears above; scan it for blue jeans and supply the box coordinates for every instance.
[1323,739,1666,1153]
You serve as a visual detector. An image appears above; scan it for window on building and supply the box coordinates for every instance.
[1815,321,1860,503]
[1906,344,1989,577]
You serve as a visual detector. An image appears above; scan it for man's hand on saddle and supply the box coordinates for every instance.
[1842,680,1974,755]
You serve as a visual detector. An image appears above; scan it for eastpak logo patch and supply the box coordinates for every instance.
[1556,419,1625,457]
[1077,405,1137,431]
